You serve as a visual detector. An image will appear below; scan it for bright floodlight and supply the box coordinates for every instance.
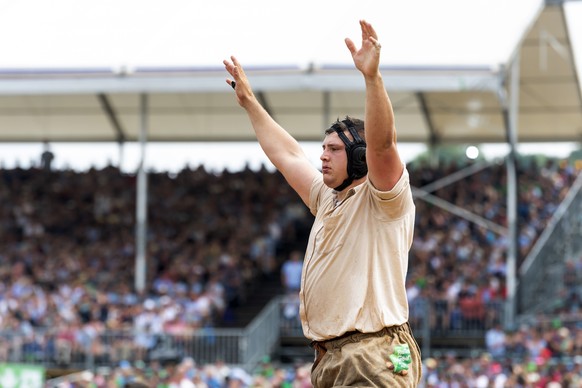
[466,145,480,160]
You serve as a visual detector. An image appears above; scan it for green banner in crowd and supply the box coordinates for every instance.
[0,363,45,388]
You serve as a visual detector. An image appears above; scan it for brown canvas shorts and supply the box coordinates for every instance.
[310,323,422,387]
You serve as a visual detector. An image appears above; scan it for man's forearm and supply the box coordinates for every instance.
[244,98,303,169]
[364,74,396,149]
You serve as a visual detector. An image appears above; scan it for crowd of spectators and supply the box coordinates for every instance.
[48,318,582,387]
[406,158,581,333]
[0,163,314,365]
[0,163,310,324]
[423,328,581,387]
[0,154,581,385]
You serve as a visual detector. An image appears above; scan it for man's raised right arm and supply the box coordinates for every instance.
[224,56,318,205]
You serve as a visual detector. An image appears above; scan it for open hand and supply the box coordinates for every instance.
[223,56,254,107]
[344,20,382,77]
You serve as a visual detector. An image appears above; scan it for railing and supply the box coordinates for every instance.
[0,297,505,371]
[518,171,582,316]
[280,295,505,358]
[0,327,247,372]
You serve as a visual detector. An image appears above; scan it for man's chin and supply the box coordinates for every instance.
[322,177,336,189]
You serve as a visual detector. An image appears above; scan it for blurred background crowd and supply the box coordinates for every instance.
[0,155,581,387]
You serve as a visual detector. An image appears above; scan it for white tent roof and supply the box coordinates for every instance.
[0,0,580,144]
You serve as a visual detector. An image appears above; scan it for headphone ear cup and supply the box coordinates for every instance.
[350,145,368,178]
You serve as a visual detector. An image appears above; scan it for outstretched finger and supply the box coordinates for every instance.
[344,38,357,56]
[360,19,368,41]
[223,59,235,76]
[233,56,250,81]
[231,56,245,75]
[362,20,378,39]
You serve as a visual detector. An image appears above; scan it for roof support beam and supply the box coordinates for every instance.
[135,94,148,294]
[323,90,331,130]
[417,159,495,194]
[97,93,127,144]
[411,159,508,235]
[416,92,439,147]
[256,91,274,119]
[411,187,508,236]
[497,55,520,330]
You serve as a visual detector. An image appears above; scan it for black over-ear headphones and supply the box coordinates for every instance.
[333,120,368,191]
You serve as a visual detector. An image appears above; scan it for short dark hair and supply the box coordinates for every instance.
[325,116,365,139]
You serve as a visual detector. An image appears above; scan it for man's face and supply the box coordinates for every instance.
[320,131,349,188]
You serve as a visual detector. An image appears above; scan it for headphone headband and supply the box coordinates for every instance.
[332,120,367,191]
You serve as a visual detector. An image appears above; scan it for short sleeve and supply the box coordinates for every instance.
[309,174,326,216]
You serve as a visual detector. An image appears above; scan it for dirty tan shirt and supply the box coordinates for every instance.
[300,167,415,341]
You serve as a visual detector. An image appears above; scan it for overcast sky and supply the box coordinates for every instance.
[2,0,576,69]
[0,0,580,172]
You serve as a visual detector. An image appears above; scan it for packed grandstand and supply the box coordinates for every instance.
[0,154,581,387]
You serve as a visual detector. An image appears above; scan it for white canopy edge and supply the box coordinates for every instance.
[0,65,500,95]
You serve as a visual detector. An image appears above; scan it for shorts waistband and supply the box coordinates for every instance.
[310,322,412,351]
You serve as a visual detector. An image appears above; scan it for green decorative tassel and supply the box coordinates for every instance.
[389,344,412,373]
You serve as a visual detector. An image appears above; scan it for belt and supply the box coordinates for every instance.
[309,324,412,371]
[310,323,412,351]
[310,330,360,350]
